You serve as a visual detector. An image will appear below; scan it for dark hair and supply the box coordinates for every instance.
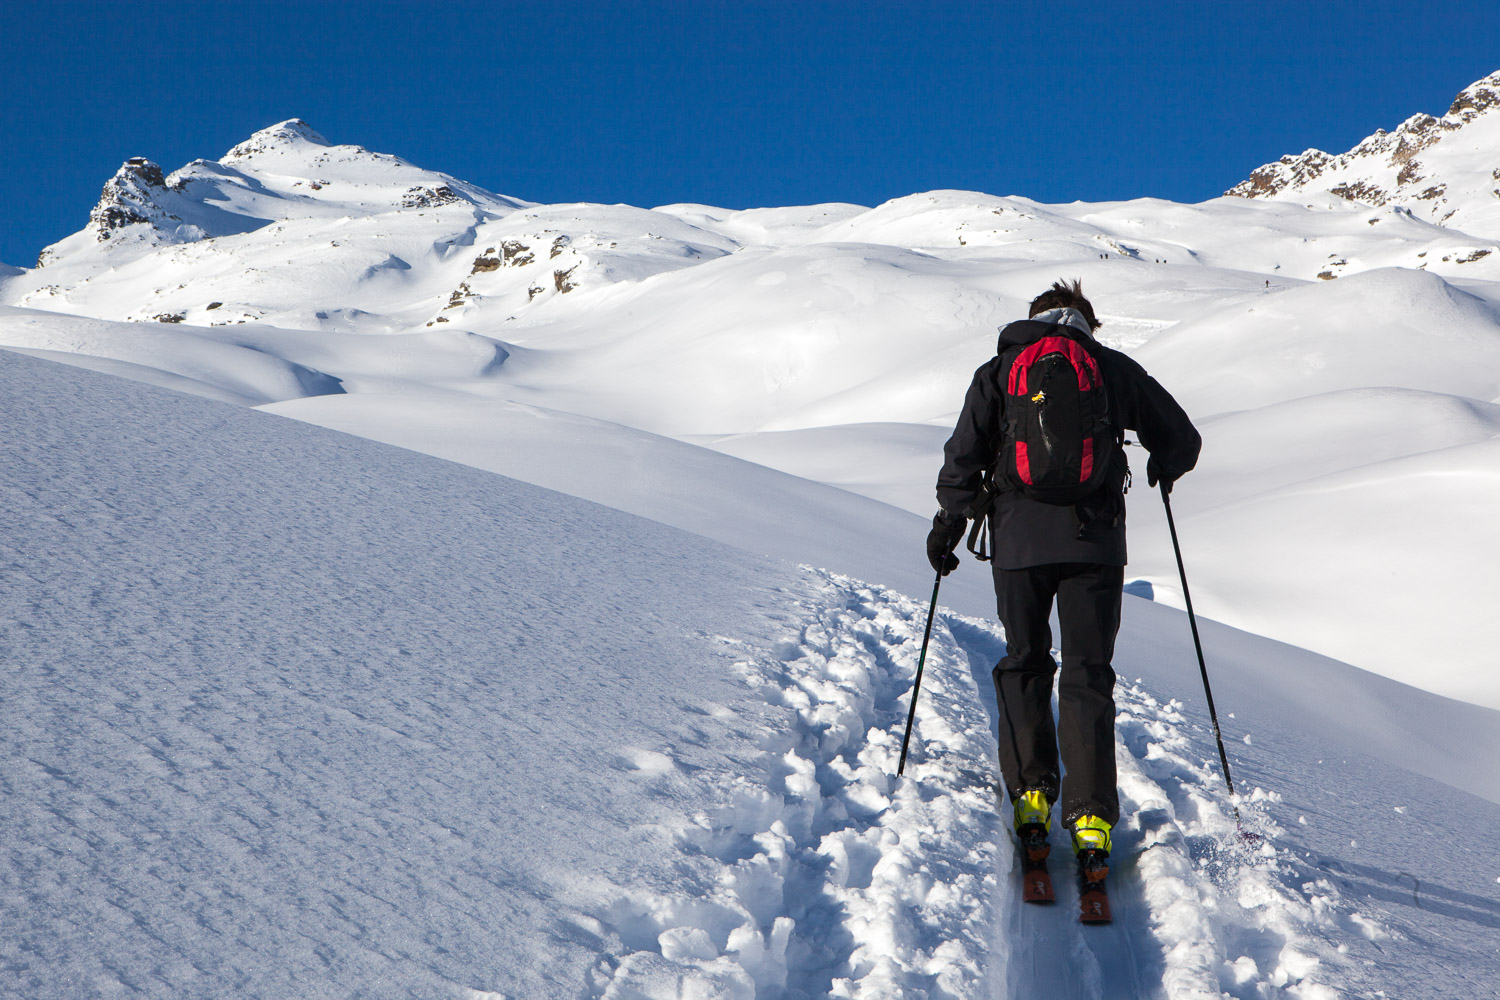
[1028,278,1102,330]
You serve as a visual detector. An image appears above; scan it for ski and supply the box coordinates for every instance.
[1017,824,1055,904]
[1022,855,1055,903]
[1077,848,1111,924]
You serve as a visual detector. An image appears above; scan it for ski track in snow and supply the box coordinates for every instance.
[582,572,1381,1000]
[583,570,1003,999]
[951,615,1380,1000]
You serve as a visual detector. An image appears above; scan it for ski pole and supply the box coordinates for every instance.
[1160,482,1243,824]
[897,569,944,776]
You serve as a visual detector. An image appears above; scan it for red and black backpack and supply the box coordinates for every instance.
[995,330,1117,504]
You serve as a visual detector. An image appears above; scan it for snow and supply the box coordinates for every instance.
[0,305,344,404]
[1117,269,1500,703]
[259,392,940,601]
[5,322,1500,998]
[1135,267,1500,413]
[7,130,1500,706]
[5,95,1500,996]
[0,348,813,997]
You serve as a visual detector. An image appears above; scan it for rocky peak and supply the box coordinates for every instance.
[224,119,331,161]
[120,156,167,188]
[1225,70,1500,229]
[86,156,177,242]
[1447,71,1500,121]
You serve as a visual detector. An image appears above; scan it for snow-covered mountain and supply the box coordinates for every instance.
[1227,71,1500,240]
[41,119,522,258]
[3,70,1500,712]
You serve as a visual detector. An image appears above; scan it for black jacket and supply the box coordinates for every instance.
[936,319,1201,569]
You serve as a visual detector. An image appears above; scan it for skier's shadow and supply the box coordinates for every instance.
[1316,854,1500,931]
[942,616,1007,745]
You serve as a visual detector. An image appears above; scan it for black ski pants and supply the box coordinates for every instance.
[991,561,1123,829]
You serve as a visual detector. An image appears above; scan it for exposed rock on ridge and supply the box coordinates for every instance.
[88,157,177,241]
[1226,71,1500,235]
[35,157,196,265]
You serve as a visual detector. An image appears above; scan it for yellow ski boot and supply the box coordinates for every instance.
[1013,789,1052,855]
[1014,788,1052,829]
[1013,790,1055,903]
[1071,815,1113,924]
[1071,814,1113,859]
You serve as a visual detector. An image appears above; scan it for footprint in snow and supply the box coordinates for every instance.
[618,748,675,774]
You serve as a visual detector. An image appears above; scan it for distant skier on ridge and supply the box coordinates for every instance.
[927,279,1201,922]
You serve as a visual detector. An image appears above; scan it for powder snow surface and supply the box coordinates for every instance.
[4,338,1499,999]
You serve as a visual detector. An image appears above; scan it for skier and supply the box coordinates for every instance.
[927,279,1200,920]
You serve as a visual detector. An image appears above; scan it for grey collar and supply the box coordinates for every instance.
[1030,307,1094,339]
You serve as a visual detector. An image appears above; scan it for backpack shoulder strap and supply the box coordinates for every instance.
[966,512,991,562]
[963,472,998,562]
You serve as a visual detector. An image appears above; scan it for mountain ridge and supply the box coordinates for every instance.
[34,118,527,268]
[1227,69,1500,238]
[19,66,1500,275]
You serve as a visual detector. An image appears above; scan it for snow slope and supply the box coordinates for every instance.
[0,304,344,404]
[255,381,1500,811]
[1119,268,1500,705]
[5,348,1500,999]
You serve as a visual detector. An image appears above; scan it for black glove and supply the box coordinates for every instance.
[1146,456,1179,495]
[926,511,967,575]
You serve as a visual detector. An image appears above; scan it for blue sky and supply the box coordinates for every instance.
[3,0,1498,266]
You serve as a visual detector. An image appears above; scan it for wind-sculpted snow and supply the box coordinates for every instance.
[1121,269,1500,703]
[1136,267,1500,415]
[261,393,945,598]
[0,347,851,998]
[0,305,345,404]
